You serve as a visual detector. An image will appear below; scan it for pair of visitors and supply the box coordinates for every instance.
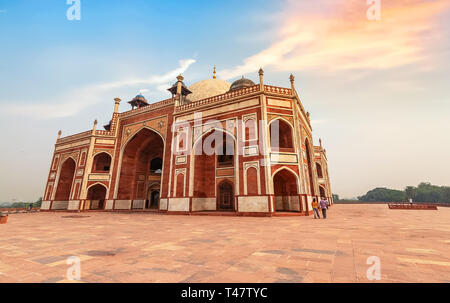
[312,198,320,219]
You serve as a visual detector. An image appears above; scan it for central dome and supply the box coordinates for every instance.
[187,79,231,102]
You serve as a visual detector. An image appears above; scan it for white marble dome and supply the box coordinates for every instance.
[187,79,231,102]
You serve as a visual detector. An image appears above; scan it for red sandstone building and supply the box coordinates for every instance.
[41,68,333,216]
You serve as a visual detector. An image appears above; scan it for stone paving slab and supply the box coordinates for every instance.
[1,204,450,283]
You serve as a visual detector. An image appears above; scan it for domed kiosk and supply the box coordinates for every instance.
[229,77,255,91]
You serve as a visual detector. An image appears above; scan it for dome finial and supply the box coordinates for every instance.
[213,65,216,79]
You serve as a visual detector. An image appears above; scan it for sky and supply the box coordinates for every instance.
[0,0,449,201]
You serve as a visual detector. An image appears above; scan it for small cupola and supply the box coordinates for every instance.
[229,76,256,91]
[128,94,148,109]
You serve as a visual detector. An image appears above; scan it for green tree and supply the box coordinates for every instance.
[358,187,407,202]
[405,186,416,200]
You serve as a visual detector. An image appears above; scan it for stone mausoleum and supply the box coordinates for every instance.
[41,68,333,216]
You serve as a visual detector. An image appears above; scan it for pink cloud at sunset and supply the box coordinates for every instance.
[222,0,450,79]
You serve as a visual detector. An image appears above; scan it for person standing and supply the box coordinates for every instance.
[312,198,320,219]
[29,203,33,211]
[320,197,329,219]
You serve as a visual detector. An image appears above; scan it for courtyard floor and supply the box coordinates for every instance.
[1,204,449,283]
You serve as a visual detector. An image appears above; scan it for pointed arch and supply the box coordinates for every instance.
[191,128,237,200]
[316,162,323,178]
[116,127,165,200]
[269,118,294,150]
[319,185,326,198]
[217,179,234,211]
[86,183,107,210]
[54,157,76,201]
[272,168,300,212]
[92,152,112,173]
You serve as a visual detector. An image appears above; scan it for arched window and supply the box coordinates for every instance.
[217,132,234,167]
[92,153,111,172]
[270,119,293,150]
[316,162,323,178]
[150,157,163,174]
[244,118,257,141]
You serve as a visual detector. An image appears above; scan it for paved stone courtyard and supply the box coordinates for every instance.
[1,204,449,283]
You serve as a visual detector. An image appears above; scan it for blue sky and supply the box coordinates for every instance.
[0,0,449,201]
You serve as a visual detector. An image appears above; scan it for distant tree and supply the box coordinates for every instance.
[413,182,445,203]
[358,183,450,204]
[358,187,407,202]
[442,187,450,203]
[405,186,416,200]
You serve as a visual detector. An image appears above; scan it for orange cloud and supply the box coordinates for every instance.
[221,0,449,79]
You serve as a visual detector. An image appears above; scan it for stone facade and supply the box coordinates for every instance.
[42,70,333,216]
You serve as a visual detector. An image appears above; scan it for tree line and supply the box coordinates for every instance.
[0,197,42,208]
[356,183,450,203]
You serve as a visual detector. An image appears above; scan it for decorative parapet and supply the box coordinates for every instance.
[264,85,292,95]
[175,85,261,113]
[57,130,92,145]
[120,98,174,119]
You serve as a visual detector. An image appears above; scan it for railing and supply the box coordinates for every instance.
[0,208,40,213]
[57,130,92,144]
[175,85,261,112]
[388,203,438,210]
[120,98,174,118]
[264,85,292,95]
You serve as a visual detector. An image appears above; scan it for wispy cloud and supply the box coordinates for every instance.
[0,10,6,13]
[3,59,195,119]
[221,0,450,79]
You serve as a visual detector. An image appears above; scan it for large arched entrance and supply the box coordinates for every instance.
[192,129,236,211]
[54,158,76,201]
[117,128,164,206]
[86,184,107,210]
[273,169,299,212]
